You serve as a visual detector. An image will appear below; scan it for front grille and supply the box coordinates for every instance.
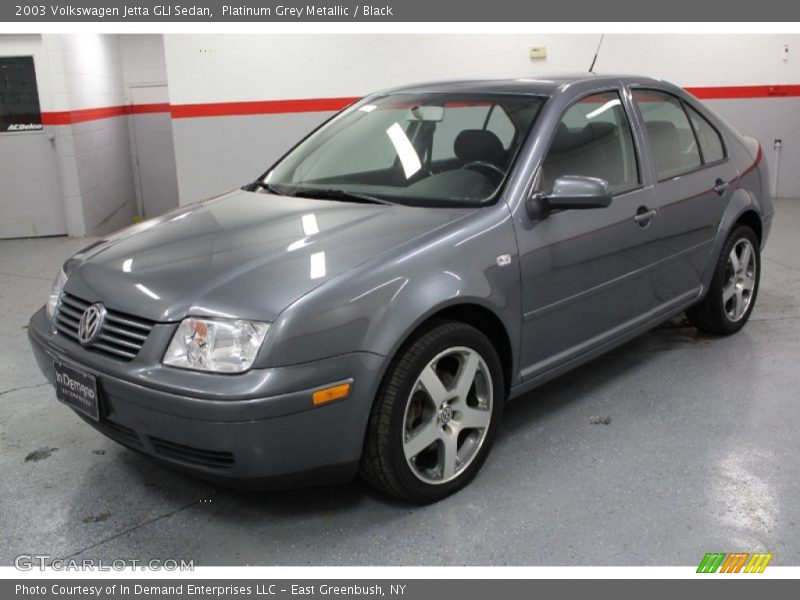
[55,293,154,361]
[149,436,235,470]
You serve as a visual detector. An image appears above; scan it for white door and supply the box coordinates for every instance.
[129,85,179,218]
[0,129,66,238]
[0,46,66,239]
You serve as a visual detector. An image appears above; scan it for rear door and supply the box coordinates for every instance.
[516,89,661,379]
[630,88,737,303]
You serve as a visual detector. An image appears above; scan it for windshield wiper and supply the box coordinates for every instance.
[291,188,393,205]
[243,180,287,195]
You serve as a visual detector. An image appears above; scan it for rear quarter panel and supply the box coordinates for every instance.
[669,85,774,289]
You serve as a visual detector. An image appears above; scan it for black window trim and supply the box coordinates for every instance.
[533,86,645,199]
[629,86,729,184]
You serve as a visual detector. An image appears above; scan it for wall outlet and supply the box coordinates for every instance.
[529,46,547,60]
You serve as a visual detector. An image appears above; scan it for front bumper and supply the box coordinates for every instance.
[28,307,385,488]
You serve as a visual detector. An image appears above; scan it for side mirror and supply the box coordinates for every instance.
[526,175,613,220]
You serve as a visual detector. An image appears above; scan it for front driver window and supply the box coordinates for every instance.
[539,91,640,194]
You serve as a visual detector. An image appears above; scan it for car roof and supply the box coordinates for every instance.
[379,73,667,96]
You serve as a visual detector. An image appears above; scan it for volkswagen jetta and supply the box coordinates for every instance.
[28,74,773,502]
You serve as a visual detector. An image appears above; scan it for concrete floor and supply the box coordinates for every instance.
[1,200,799,566]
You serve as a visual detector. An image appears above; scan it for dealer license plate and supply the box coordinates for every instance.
[53,361,101,421]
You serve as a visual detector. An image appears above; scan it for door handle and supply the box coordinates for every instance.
[634,206,657,228]
[713,178,730,196]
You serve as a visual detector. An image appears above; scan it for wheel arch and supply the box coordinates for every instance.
[384,301,517,399]
[701,190,766,293]
[732,208,763,245]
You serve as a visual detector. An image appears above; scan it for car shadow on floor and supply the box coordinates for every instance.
[211,319,716,506]
[49,317,732,563]
[112,318,719,518]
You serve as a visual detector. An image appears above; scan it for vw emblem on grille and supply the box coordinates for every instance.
[77,303,106,346]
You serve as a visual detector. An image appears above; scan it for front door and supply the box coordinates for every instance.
[516,89,661,379]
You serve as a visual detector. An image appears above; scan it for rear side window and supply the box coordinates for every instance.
[686,104,725,164]
[539,91,639,194]
[632,90,701,180]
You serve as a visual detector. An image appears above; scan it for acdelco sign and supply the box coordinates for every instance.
[6,123,43,132]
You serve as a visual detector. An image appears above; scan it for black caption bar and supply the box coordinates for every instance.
[3,0,800,22]
[5,579,799,600]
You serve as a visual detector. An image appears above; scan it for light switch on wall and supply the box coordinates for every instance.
[529,46,547,60]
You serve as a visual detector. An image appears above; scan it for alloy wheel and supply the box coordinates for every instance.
[401,346,493,484]
[723,238,757,322]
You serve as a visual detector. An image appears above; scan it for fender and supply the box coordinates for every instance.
[256,205,523,383]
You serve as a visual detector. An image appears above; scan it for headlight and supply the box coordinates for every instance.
[46,268,68,320]
[163,317,270,373]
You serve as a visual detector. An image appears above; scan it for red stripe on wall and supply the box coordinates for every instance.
[41,103,171,125]
[38,85,800,125]
[685,84,800,99]
[42,105,129,125]
[129,102,172,115]
[169,96,359,118]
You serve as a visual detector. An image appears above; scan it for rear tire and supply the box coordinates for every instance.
[687,225,760,335]
[359,320,504,503]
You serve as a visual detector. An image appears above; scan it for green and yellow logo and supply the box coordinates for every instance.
[697,552,773,573]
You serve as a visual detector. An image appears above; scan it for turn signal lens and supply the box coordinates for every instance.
[312,382,351,406]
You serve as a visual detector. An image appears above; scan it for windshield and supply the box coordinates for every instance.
[259,93,545,207]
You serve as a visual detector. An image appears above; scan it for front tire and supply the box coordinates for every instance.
[359,320,504,503]
[687,225,760,335]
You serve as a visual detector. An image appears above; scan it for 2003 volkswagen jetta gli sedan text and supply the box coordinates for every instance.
[29,74,773,502]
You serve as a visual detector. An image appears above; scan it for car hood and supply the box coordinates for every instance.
[64,190,472,323]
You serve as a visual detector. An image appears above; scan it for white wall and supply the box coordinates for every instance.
[596,35,796,86]
[120,34,171,214]
[5,34,797,240]
[47,34,127,111]
[164,34,800,201]
[120,34,168,90]
[165,34,798,102]
[164,34,603,104]
[0,34,66,238]
[46,34,137,236]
